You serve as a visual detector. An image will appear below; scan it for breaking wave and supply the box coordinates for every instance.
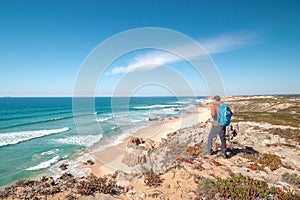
[0,127,70,147]
[95,116,112,122]
[26,156,60,171]
[54,134,104,147]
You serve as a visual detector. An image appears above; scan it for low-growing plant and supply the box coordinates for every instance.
[247,162,264,171]
[144,170,162,187]
[186,144,202,157]
[197,177,219,198]
[76,180,94,196]
[258,153,282,171]
[196,174,300,200]
[243,153,283,171]
[282,172,300,186]
[232,111,300,127]
[76,174,122,196]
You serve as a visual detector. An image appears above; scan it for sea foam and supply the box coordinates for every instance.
[54,134,103,147]
[0,127,69,147]
[41,149,60,156]
[133,104,179,109]
[26,156,60,171]
[95,116,112,122]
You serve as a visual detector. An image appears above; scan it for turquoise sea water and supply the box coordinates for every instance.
[0,97,204,188]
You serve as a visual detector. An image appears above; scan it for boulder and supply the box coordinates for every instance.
[129,137,144,145]
[115,171,134,188]
[122,143,148,167]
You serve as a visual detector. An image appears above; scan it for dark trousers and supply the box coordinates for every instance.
[207,125,226,154]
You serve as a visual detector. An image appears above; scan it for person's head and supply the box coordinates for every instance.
[213,95,221,101]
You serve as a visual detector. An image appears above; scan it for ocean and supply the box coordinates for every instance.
[0,96,204,188]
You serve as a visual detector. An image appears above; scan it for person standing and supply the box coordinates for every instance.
[206,95,232,159]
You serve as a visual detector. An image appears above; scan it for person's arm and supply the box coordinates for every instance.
[211,104,217,119]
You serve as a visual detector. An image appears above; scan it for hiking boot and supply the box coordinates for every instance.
[221,153,228,159]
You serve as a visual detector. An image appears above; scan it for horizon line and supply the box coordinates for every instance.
[1,93,299,98]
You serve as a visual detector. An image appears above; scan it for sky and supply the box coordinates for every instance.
[0,0,300,97]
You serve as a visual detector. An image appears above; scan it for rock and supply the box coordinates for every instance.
[87,159,94,165]
[38,176,48,182]
[129,136,157,150]
[149,117,159,121]
[115,171,134,188]
[126,189,146,200]
[141,139,157,150]
[149,190,165,199]
[15,179,35,187]
[59,163,69,170]
[122,143,148,167]
[129,137,144,145]
[46,177,56,186]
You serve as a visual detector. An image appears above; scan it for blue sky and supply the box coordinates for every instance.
[0,0,299,96]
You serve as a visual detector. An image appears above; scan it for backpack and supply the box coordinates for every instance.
[214,104,232,126]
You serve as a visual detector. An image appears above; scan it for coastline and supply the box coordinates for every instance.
[82,106,211,177]
[1,95,299,199]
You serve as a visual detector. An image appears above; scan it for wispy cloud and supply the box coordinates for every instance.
[202,31,261,54]
[111,52,178,74]
[111,31,261,74]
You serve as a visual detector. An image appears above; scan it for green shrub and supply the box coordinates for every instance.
[196,174,300,200]
[144,170,163,187]
[76,174,122,196]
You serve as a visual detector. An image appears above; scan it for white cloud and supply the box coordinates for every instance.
[111,31,261,75]
[111,52,178,74]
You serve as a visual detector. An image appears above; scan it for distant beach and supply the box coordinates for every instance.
[83,106,211,177]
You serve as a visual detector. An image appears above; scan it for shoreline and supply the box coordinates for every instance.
[81,106,211,177]
[1,95,299,199]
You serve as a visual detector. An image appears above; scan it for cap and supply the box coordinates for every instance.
[213,95,221,101]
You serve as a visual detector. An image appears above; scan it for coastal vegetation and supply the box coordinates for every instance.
[196,174,299,200]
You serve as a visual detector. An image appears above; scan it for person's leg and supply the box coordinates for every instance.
[207,126,218,154]
[218,126,227,157]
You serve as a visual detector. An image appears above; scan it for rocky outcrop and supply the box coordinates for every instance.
[122,140,149,167]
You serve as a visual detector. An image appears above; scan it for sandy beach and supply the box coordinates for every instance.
[85,106,211,177]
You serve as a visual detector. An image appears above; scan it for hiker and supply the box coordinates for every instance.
[206,95,232,159]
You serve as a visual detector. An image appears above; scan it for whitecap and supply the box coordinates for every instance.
[111,126,119,130]
[112,133,132,145]
[52,117,63,121]
[133,104,179,109]
[0,127,70,147]
[92,133,132,152]
[131,118,146,123]
[26,156,60,171]
[41,149,60,156]
[54,134,103,147]
[95,116,112,122]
